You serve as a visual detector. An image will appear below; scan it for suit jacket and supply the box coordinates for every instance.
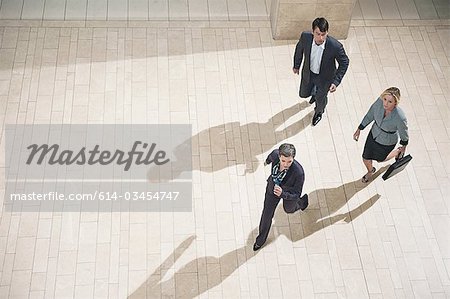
[265,149,305,201]
[358,97,409,146]
[293,32,349,97]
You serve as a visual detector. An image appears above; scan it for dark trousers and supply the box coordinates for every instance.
[305,72,329,115]
[255,184,307,246]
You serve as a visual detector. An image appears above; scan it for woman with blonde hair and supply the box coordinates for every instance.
[353,87,409,183]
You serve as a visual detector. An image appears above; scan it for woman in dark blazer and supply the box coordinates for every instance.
[353,87,409,182]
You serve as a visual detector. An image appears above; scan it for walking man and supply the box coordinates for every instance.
[293,17,349,126]
[253,143,308,251]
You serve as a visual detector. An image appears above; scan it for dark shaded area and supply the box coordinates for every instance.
[147,101,313,181]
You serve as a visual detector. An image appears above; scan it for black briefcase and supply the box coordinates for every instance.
[382,154,413,181]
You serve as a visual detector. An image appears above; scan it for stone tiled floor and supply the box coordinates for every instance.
[0,0,270,21]
[0,2,450,299]
[0,0,448,21]
[355,0,450,20]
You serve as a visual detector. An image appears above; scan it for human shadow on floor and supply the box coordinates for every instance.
[129,169,386,298]
[147,101,314,182]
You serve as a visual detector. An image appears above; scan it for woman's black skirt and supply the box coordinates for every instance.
[363,131,395,162]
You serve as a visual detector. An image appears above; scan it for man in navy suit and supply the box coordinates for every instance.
[293,17,349,126]
[253,143,308,251]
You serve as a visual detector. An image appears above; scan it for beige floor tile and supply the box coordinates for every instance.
[188,0,208,21]
[9,270,31,298]
[277,264,300,297]
[75,262,95,286]
[413,281,434,298]
[0,253,14,287]
[342,269,370,298]
[93,279,108,298]
[30,273,46,293]
[266,277,283,297]
[359,0,382,19]
[148,1,168,20]
[13,237,35,270]
[208,0,229,20]
[56,251,77,277]
[169,0,189,20]
[309,254,336,293]
[228,0,249,21]
[74,285,94,299]
[333,225,363,270]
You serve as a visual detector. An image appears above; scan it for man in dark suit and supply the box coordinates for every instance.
[293,17,349,126]
[253,143,308,251]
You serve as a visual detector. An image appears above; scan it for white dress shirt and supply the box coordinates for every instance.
[310,40,325,74]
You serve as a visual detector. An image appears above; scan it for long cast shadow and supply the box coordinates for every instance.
[129,168,386,298]
[147,101,314,181]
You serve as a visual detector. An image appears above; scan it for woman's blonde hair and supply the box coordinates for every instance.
[380,87,401,104]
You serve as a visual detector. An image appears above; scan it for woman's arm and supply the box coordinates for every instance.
[358,98,380,130]
[397,114,409,146]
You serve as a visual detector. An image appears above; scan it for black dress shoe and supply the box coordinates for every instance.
[253,242,262,251]
[309,96,316,104]
[312,113,322,126]
[299,194,309,211]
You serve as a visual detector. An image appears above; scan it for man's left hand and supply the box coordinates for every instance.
[329,84,337,93]
[274,185,283,197]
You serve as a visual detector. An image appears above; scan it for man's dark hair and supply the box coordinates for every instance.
[279,143,296,158]
[312,17,329,33]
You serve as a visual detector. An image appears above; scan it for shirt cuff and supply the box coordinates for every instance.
[400,139,409,146]
[358,124,365,130]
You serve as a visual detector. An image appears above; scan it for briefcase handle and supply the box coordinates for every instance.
[395,148,405,161]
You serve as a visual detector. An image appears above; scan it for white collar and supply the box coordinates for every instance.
[312,39,326,49]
